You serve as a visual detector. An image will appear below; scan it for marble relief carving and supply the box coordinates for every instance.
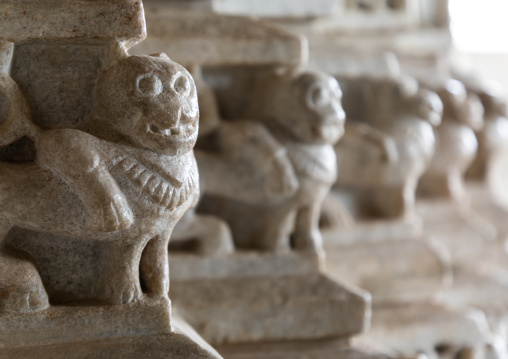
[0,1,221,357]
[5,0,508,358]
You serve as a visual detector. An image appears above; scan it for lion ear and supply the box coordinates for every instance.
[150,53,171,61]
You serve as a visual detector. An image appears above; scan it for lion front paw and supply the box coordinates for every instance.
[0,251,49,313]
[89,196,134,233]
[107,282,142,305]
[119,285,140,305]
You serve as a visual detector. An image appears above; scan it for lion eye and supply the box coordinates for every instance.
[136,74,163,97]
[307,85,330,109]
[172,73,192,97]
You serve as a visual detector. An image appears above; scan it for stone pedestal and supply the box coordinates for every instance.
[321,197,500,357]
[323,231,451,304]
[170,252,370,344]
[415,199,499,265]
[423,183,508,342]
[358,302,502,359]
[0,299,221,359]
[438,266,508,340]
[321,190,450,305]
[467,182,508,252]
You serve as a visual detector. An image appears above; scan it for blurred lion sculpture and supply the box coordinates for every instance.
[198,69,345,254]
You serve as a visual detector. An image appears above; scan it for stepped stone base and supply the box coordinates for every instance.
[0,298,222,359]
[322,226,451,305]
[170,251,370,345]
[358,302,501,359]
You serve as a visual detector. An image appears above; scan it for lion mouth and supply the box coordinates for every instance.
[312,123,344,143]
[148,122,197,137]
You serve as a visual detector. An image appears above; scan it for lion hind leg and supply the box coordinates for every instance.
[293,205,324,256]
[0,220,49,313]
[139,235,169,298]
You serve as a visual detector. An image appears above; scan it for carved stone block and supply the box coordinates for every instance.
[0,1,220,357]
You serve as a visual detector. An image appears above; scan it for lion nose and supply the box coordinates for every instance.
[156,107,180,129]
[157,96,198,129]
[180,98,199,125]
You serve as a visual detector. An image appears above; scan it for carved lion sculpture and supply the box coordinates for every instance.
[461,79,508,182]
[328,75,442,221]
[197,69,345,254]
[0,54,199,311]
[418,79,484,201]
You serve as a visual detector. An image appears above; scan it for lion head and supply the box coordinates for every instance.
[438,79,484,130]
[361,76,443,127]
[93,54,199,157]
[249,69,346,146]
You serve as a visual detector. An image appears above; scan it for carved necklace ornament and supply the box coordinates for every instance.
[283,141,338,185]
[115,152,198,213]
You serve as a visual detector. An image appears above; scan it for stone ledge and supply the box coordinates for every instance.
[210,0,340,19]
[169,251,322,281]
[0,0,146,44]
[322,217,423,246]
[133,7,306,66]
[172,273,370,344]
[216,339,392,359]
[323,235,452,304]
[361,302,492,358]
[0,315,222,359]
[0,297,171,348]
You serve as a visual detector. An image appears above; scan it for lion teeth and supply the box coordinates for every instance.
[149,124,180,136]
